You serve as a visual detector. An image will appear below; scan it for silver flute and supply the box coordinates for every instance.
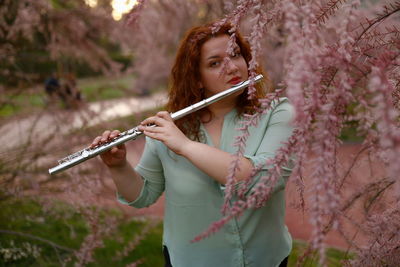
[48,74,263,175]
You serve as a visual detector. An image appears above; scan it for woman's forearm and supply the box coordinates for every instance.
[108,162,144,202]
[180,141,253,184]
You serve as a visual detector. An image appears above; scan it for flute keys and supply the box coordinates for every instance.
[82,150,90,158]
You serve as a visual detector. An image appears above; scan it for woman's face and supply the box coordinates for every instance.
[198,35,249,97]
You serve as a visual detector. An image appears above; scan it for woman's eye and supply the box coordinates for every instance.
[209,61,220,67]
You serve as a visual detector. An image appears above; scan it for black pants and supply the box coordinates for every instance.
[163,246,289,267]
[279,256,289,267]
[163,246,172,267]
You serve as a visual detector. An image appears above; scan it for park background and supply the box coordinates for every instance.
[1,0,399,266]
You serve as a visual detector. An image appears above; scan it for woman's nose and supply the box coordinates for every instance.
[225,58,239,74]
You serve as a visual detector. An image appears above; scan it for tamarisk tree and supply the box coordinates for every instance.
[179,0,400,266]
[0,1,141,265]
[0,0,126,85]
[2,0,400,265]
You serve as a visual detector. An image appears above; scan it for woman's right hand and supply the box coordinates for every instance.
[90,130,127,168]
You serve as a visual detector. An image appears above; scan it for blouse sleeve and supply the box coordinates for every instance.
[117,137,165,208]
[242,98,295,195]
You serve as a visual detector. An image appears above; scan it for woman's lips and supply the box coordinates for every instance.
[228,77,242,85]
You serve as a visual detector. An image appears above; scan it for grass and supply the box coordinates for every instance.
[0,196,352,267]
[0,197,164,267]
[0,91,46,117]
[0,75,141,118]
[288,240,352,267]
[78,75,136,102]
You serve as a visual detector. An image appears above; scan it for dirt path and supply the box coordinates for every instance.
[0,91,167,153]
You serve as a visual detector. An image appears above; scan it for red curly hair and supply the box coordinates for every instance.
[166,21,272,141]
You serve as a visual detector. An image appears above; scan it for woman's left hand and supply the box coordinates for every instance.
[138,111,192,155]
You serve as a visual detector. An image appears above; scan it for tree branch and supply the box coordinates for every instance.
[355,1,400,44]
[0,229,75,252]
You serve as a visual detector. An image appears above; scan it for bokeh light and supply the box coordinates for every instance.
[84,0,98,8]
[84,0,137,21]
[111,0,137,21]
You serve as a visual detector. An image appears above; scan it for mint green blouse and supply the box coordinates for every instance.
[118,98,295,267]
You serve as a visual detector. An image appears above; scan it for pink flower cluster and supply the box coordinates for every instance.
[195,1,400,266]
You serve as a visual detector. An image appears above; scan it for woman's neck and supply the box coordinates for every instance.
[204,99,236,121]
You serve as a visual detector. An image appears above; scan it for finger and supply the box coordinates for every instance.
[140,116,155,126]
[101,130,111,142]
[142,125,163,134]
[141,116,167,127]
[142,130,163,141]
[90,136,102,147]
[156,111,173,121]
[110,130,121,138]
[110,147,118,153]
[116,143,126,150]
[141,115,161,126]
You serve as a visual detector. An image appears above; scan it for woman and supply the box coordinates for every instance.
[91,22,294,267]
